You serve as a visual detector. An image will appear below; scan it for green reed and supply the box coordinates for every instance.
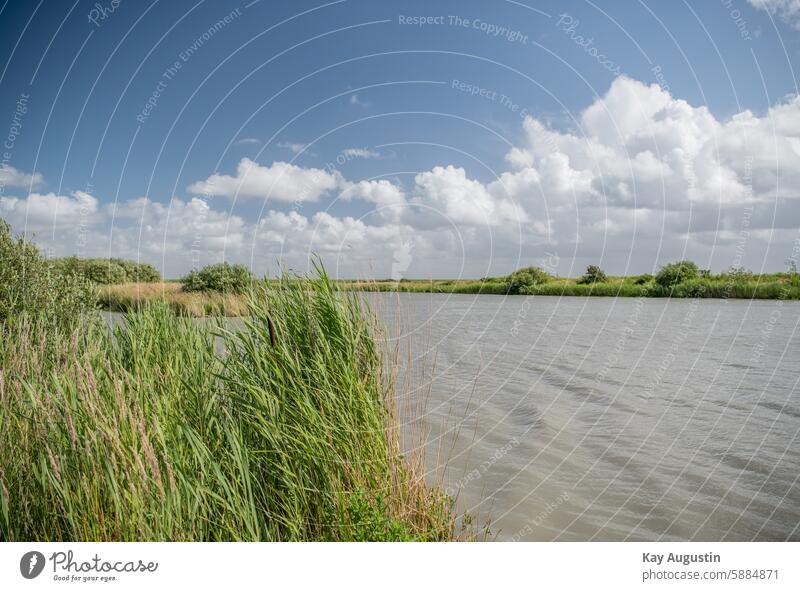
[0,269,454,541]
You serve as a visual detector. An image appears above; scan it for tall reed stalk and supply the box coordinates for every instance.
[0,269,454,541]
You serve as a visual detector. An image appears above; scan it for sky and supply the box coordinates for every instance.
[1,0,800,279]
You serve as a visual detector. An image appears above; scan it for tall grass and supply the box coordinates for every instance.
[0,270,454,541]
[346,277,800,299]
[100,282,248,316]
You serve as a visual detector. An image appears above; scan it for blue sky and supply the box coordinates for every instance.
[1,0,800,278]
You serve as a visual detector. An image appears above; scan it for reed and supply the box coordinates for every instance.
[0,269,455,541]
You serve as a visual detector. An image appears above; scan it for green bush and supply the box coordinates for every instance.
[114,259,161,282]
[506,266,551,295]
[577,264,608,284]
[181,262,254,293]
[719,266,755,283]
[672,278,708,298]
[655,260,699,288]
[51,257,161,284]
[0,220,96,329]
[84,259,127,284]
[633,274,654,285]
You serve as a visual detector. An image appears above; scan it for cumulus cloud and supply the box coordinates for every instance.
[411,165,529,227]
[1,190,98,227]
[5,76,800,277]
[749,0,800,29]
[0,165,43,190]
[187,158,343,202]
[502,76,800,210]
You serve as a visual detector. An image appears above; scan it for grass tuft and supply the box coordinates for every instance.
[0,268,455,541]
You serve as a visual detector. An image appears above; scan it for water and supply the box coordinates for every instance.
[366,293,800,541]
[103,294,800,540]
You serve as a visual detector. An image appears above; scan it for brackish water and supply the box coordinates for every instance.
[104,293,799,541]
[366,293,800,541]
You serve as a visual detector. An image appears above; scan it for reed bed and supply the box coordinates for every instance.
[100,282,249,317]
[100,277,800,320]
[323,278,800,299]
[0,270,455,541]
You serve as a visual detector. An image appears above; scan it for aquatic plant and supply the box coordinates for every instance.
[0,266,454,541]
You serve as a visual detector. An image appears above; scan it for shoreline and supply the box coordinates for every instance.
[99,278,800,317]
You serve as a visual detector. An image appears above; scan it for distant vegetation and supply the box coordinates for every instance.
[577,264,608,285]
[181,262,254,293]
[506,265,552,294]
[9,214,797,318]
[0,221,96,328]
[100,259,800,316]
[348,261,800,301]
[51,256,161,284]
[654,260,700,288]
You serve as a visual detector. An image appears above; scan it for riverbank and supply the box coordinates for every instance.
[1,268,457,541]
[354,276,800,298]
[100,275,800,317]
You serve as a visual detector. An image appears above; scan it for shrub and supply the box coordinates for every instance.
[181,262,254,293]
[506,266,551,294]
[113,258,161,283]
[51,257,161,284]
[84,259,128,284]
[633,274,655,285]
[655,260,699,288]
[720,266,755,283]
[0,219,96,329]
[673,278,708,298]
[577,264,608,284]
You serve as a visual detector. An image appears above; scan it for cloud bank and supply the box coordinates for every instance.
[3,76,800,278]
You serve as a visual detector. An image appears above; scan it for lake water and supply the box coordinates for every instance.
[104,293,800,541]
[365,293,800,541]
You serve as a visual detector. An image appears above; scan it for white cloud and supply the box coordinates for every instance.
[1,191,98,226]
[0,165,43,190]
[235,137,261,146]
[341,179,405,206]
[187,158,343,202]
[5,76,800,278]
[503,76,800,209]
[277,141,310,155]
[339,179,407,223]
[411,165,529,227]
[349,94,369,107]
[749,0,800,29]
[341,147,380,159]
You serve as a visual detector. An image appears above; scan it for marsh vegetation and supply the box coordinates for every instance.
[0,221,455,541]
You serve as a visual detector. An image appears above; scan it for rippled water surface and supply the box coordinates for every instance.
[366,293,800,541]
